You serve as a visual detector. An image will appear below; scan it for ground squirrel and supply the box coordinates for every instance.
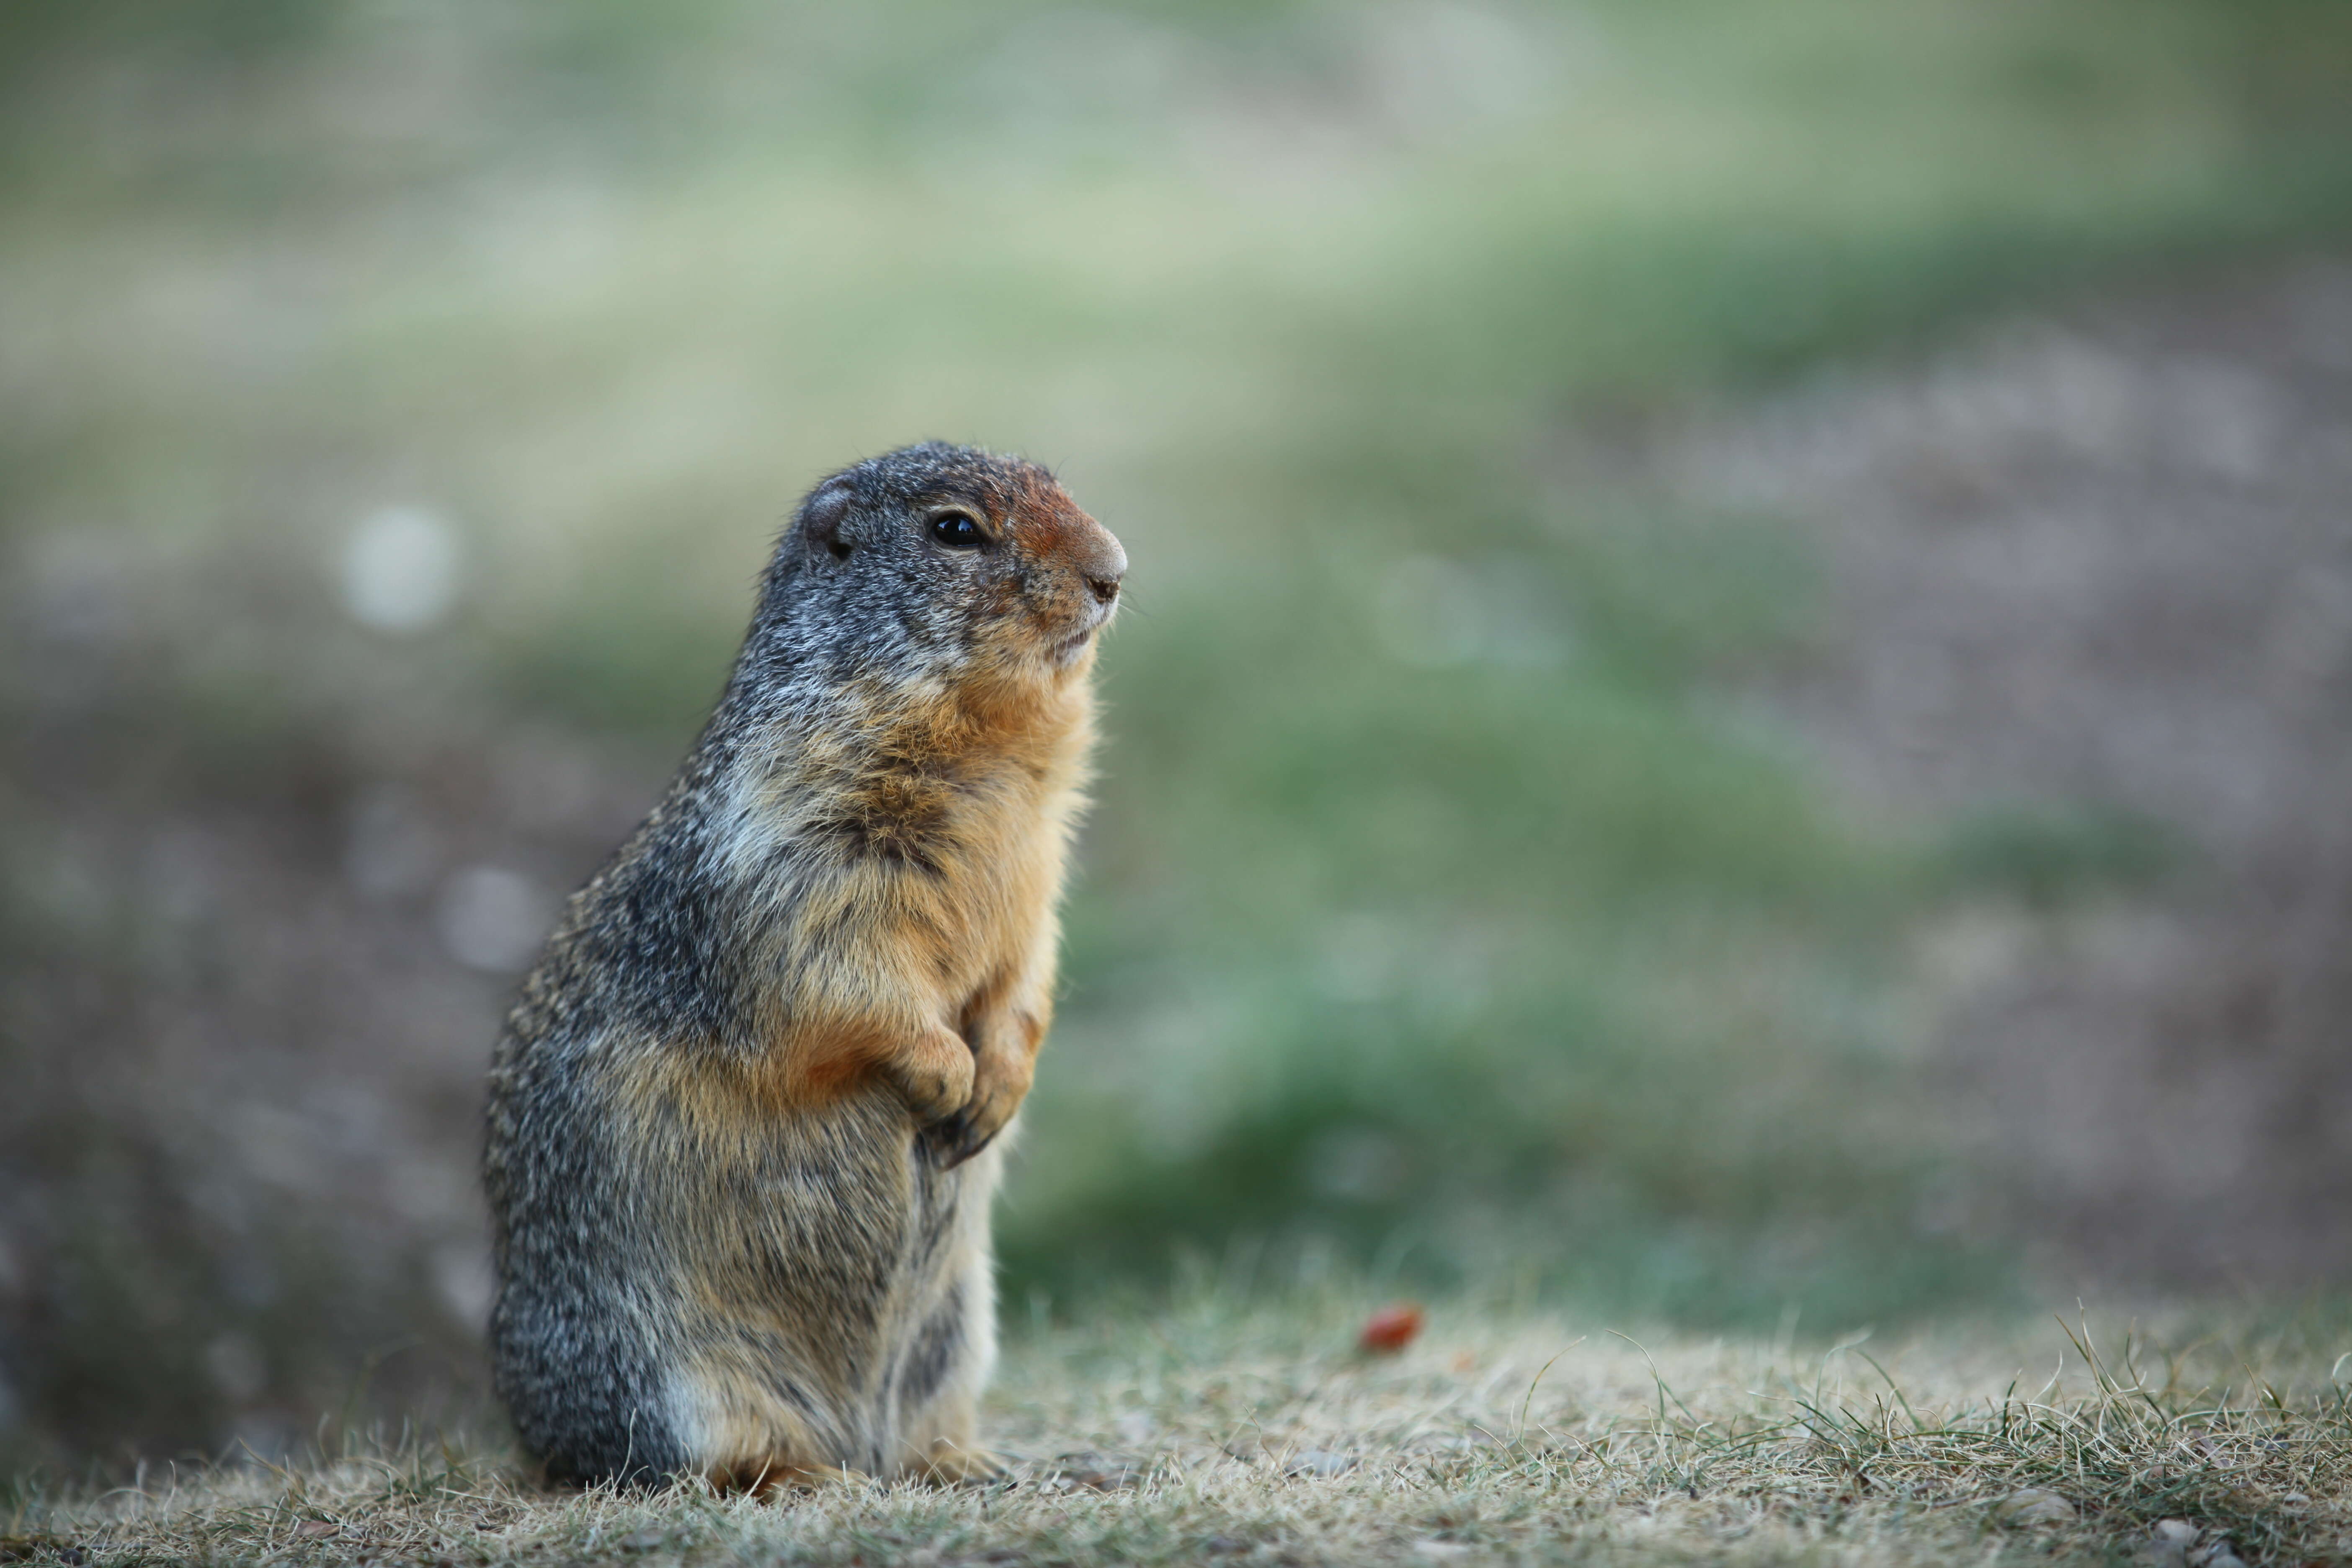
[482,443,1124,1489]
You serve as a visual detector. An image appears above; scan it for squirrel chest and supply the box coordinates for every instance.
[750,689,1088,1002]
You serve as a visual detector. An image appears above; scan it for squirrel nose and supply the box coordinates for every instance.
[1081,532,1127,605]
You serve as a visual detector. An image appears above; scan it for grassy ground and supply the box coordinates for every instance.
[10,1288,2349,1567]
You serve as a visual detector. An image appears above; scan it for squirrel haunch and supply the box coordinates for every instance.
[482,443,1123,1488]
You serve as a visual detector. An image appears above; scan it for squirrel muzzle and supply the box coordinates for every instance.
[1003,481,1125,672]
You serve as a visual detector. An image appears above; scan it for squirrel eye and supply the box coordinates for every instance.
[929,513,984,549]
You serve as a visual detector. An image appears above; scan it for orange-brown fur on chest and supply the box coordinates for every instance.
[719,670,1093,1106]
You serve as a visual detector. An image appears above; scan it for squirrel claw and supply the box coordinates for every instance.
[924,1112,997,1171]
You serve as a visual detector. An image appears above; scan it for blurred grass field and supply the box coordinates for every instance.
[5,0,2352,1474]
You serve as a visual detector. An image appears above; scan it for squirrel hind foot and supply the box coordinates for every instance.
[912,1441,1011,1488]
[708,1457,868,1498]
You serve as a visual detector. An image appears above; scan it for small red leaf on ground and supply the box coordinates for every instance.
[1359,1302,1424,1354]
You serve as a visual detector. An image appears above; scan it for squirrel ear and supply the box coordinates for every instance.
[801,481,856,561]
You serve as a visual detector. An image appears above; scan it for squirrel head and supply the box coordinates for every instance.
[754,443,1125,696]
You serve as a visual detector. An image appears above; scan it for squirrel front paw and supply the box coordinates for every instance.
[880,1024,976,1125]
[923,1107,991,1170]
[923,1044,1032,1170]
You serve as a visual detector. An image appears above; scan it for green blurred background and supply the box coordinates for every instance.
[4,0,2351,1477]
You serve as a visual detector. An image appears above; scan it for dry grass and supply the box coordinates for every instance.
[9,1289,2348,1567]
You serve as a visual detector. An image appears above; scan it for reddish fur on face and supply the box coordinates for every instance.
[1007,467,1110,573]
